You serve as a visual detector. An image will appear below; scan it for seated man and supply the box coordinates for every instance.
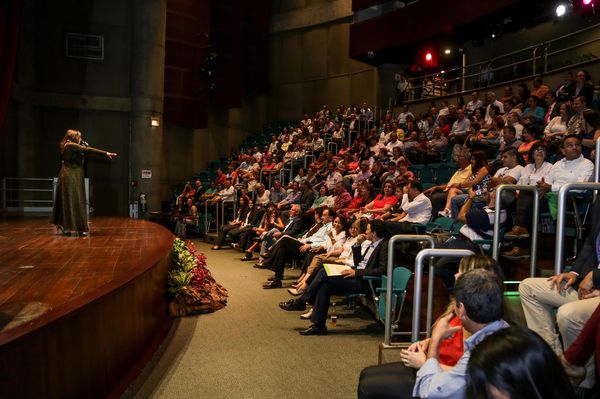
[384,181,432,235]
[257,204,304,264]
[279,219,389,335]
[505,134,594,257]
[423,149,471,216]
[276,181,301,211]
[450,146,524,218]
[358,269,508,399]
[519,194,600,390]
[261,208,334,289]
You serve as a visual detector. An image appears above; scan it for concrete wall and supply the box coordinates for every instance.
[0,0,133,216]
[268,0,378,122]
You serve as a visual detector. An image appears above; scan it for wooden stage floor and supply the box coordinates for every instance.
[0,215,175,398]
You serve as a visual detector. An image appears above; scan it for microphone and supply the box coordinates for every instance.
[80,139,89,147]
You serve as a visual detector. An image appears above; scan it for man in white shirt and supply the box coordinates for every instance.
[212,179,236,203]
[504,135,594,258]
[450,147,523,218]
[466,91,483,116]
[397,105,414,127]
[384,181,432,234]
[484,91,504,125]
[449,109,471,144]
[385,132,403,154]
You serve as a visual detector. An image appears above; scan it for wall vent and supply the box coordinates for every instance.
[65,33,104,60]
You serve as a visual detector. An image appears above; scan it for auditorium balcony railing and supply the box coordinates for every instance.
[394,22,600,106]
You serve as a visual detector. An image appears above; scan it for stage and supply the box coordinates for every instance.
[0,216,174,398]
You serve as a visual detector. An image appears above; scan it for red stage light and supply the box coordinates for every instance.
[425,52,433,62]
[583,0,592,5]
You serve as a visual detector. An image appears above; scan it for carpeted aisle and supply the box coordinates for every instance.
[128,241,386,399]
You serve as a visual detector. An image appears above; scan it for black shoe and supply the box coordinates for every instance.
[300,324,327,336]
[263,279,282,289]
[279,299,307,311]
[267,275,277,281]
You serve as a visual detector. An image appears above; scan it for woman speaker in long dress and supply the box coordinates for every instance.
[50,129,117,236]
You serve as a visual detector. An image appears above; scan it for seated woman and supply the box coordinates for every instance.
[174,197,199,237]
[517,126,541,163]
[212,195,250,250]
[287,214,349,296]
[357,180,398,219]
[521,95,545,128]
[543,103,573,149]
[228,199,262,250]
[341,182,376,219]
[357,255,503,399]
[243,203,284,259]
[309,185,334,212]
[467,326,576,399]
[289,217,366,297]
[503,143,552,247]
[290,167,307,187]
[440,149,491,218]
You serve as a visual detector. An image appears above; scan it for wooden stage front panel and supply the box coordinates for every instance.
[0,216,174,398]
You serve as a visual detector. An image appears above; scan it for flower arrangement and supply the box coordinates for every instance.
[168,238,228,316]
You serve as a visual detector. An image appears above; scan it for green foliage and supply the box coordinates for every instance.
[168,238,197,297]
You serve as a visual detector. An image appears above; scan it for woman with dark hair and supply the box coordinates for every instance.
[544,102,573,139]
[466,326,576,399]
[229,199,262,250]
[503,143,552,253]
[517,127,541,163]
[439,150,490,217]
[50,129,117,236]
[360,180,398,218]
[521,96,545,128]
[343,182,376,218]
[212,195,250,250]
[309,185,334,211]
[242,203,284,258]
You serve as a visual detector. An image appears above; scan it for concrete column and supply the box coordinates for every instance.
[130,0,166,211]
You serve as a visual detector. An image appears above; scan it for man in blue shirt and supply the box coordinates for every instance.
[358,268,508,399]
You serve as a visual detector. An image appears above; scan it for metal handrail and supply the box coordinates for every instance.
[493,184,539,277]
[401,22,600,101]
[547,36,600,59]
[1,177,56,211]
[382,234,435,348]
[554,182,600,274]
[412,248,475,342]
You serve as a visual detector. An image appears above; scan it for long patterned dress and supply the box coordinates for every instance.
[50,142,108,232]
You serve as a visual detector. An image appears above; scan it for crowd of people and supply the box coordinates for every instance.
[169,71,600,397]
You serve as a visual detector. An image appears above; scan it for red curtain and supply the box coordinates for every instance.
[0,0,21,128]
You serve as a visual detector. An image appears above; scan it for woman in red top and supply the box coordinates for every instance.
[340,182,376,217]
[361,180,398,218]
[518,127,541,163]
